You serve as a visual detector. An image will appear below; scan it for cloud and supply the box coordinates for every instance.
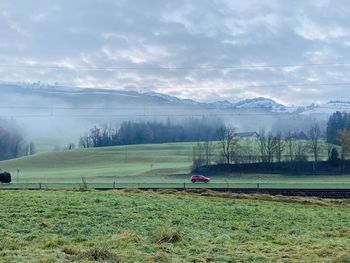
[0,0,350,105]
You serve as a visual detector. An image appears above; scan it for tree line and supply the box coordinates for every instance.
[0,119,35,161]
[326,111,350,161]
[79,117,224,148]
[192,123,349,172]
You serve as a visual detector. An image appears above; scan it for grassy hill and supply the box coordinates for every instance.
[0,190,349,262]
[1,142,350,189]
[0,142,194,183]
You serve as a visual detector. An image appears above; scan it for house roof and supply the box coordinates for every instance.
[234,132,258,137]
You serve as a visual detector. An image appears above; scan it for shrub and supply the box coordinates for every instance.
[0,172,11,183]
[329,148,340,166]
[154,228,182,244]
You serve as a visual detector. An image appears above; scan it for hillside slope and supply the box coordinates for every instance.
[0,142,193,182]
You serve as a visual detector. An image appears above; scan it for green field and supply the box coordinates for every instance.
[0,143,193,182]
[1,142,350,189]
[0,190,349,262]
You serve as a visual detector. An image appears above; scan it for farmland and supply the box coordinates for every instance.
[0,190,349,262]
[1,142,350,189]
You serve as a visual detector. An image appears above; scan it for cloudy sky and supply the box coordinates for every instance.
[1,0,350,105]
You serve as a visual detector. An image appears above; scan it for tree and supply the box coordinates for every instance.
[266,132,278,163]
[191,142,205,171]
[66,143,76,150]
[257,129,267,163]
[203,140,213,166]
[29,142,36,155]
[308,123,322,166]
[217,126,237,164]
[326,142,334,161]
[0,119,24,160]
[241,139,254,163]
[0,172,11,183]
[90,126,101,147]
[337,130,350,162]
[230,143,242,164]
[329,148,340,166]
[327,111,346,144]
[285,131,295,162]
[275,132,285,162]
[294,141,308,162]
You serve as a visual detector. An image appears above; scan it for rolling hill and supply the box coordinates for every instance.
[1,142,350,189]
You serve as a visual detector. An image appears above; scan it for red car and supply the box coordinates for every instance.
[191,175,210,183]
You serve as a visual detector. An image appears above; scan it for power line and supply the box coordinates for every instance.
[0,62,350,71]
[0,105,348,110]
[0,112,332,118]
[242,82,350,88]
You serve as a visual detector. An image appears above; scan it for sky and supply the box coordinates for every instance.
[1,0,350,105]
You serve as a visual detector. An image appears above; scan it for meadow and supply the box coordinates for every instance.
[0,190,349,263]
[1,142,350,189]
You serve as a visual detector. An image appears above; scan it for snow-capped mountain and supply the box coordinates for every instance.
[298,101,350,115]
[145,92,286,112]
[144,91,201,106]
[233,97,287,112]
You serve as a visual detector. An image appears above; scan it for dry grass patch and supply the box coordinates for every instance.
[154,228,182,244]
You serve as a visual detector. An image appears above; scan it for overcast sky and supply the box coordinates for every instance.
[1,0,350,105]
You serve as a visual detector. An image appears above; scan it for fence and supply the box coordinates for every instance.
[0,181,350,190]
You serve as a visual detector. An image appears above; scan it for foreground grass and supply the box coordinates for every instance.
[0,191,349,262]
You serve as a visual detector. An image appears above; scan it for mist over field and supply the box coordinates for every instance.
[0,83,332,150]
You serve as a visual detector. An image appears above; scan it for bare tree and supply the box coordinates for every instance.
[308,123,322,165]
[65,143,76,150]
[240,139,256,163]
[285,131,296,162]
[266,132,278,163]
[326,142,334,161]
[29,142,36,155]
[203,140,213,166]
[257,129,267,163]
[275,132,285,162]
[294,141,308,161]
[217,126,237,164]
[230,143,243,164]
[191,142,205,171]
[79,135,92,148]
[90,126,101,147]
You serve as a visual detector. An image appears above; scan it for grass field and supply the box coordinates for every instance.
[1,142,350,189]
[0,143,193,182]
[0,190,349,262]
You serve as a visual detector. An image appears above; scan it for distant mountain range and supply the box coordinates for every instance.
[0,82,349,115]
[1,82,349,144]
[146,91,350,115]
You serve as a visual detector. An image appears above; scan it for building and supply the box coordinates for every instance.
[234,132,259,140]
